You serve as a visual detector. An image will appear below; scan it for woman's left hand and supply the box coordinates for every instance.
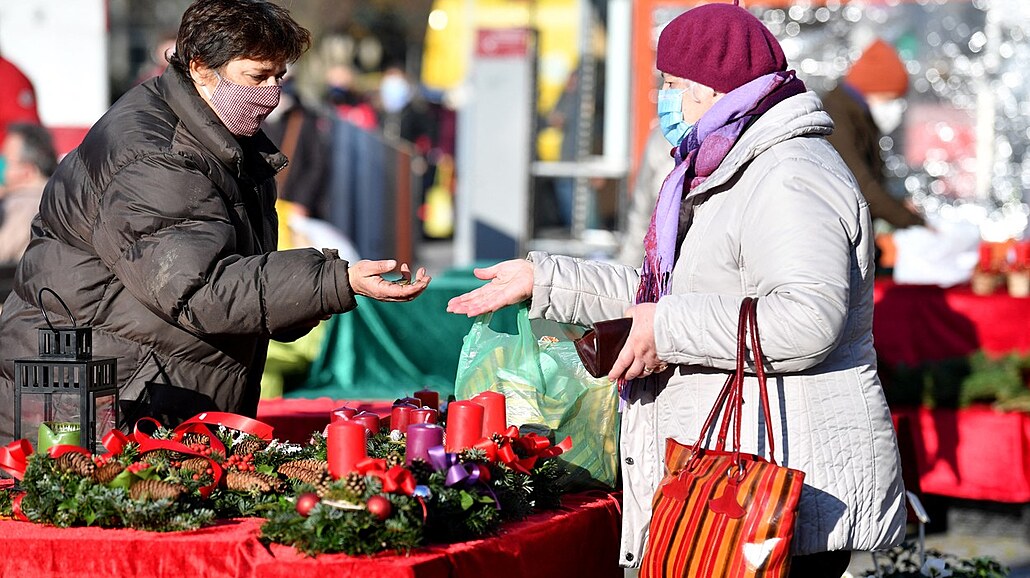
[608,303,667,382]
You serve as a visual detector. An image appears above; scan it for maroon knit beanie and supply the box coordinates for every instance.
[656,2,787,94]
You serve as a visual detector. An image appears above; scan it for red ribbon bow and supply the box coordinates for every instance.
[0,439,33,481]
[355,458,416,496]
[475,426,573,474]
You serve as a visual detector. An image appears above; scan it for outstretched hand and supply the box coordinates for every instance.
[349,260,431,302]
[446,259,534,316]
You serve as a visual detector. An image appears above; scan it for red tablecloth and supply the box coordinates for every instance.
[256,397,392,443]
[873,280,1030,366]
[892,406,1030,503]
[0,492,622,578]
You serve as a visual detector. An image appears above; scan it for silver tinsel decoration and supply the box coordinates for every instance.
[761,0,1029,241]
[654,0,1029,241]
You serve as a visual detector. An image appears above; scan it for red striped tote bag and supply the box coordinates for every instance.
[640,298,806,578]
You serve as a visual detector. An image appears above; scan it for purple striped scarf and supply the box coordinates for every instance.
[635,71,806,305]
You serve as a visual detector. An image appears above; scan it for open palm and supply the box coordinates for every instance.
[446,259,533,316]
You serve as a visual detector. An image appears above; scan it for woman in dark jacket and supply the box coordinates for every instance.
[0,0,430,442]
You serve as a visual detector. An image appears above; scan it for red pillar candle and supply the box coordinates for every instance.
[411,407,438,424]
[331,406,358,423]
[406,423,444,465]
[351,411,381,434]
[413,389,440,411]
[327,421,367,479]
[445,400,484,452]
[472,391,507,436]
[1016,242,1030,268]
[978,244,994,271]
[390,404,416,433]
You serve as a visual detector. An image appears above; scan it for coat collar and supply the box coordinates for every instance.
[685,91,833,200]
[157,67,287,179]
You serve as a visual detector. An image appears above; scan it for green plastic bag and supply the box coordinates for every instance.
[455,305,619,490]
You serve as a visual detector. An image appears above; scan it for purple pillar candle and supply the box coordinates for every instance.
[351,411,381,434]
[406,423,444,465]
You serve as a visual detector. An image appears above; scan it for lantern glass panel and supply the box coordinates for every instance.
[18,392,81,448]
[93,393,117,452]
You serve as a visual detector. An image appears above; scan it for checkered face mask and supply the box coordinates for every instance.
[204,71,281,136]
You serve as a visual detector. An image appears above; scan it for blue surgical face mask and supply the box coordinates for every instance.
[0,156,6,187]
[657,88,692,146]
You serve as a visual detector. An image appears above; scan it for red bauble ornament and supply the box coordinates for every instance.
[366,495,392,520]
[295,492,321,517]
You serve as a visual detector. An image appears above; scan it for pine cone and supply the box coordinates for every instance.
[178,457,210,474]
[56,453,97,478]
[278,463,324,485]
[92,462,125,485]
[342,472,367,497]
[180,432,210,447]
[280,458,327,473]
[385,453,404,468]
[226,470,284,493]
[144,449,178,463]
[407,459,434,484]
[314,470,334,498]
[491,433,506,445]
[233,437,267,457]
[130,479,185,501]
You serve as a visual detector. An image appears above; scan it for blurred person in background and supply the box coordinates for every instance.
[325,63,378,130]
[0,52,41,144]
[823,38,925,230]
[134,33,177,85]
[617,126,675,266]
[448,4,906,575]
[0,123,56,265]
[378,65,435,154]
[263,77,331,219]
[0,0,430,443]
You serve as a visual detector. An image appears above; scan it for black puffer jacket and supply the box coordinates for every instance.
[0,68,356,443]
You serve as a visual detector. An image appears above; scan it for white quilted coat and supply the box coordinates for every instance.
[527,91,907,567]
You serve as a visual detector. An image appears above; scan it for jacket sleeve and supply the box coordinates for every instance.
[527,251,640,326]
[653,157,863,373]
[91,153,356,337]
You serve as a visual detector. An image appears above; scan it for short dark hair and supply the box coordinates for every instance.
[168,0,311,77]
[7,123,57,178]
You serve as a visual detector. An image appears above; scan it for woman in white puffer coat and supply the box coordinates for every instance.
[448,3,906,577]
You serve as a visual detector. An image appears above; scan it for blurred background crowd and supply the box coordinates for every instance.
[2,0,1029,272]
[2,2,1030,574]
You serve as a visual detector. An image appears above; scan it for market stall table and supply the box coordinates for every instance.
[873,280,1030,503]
[873,280,1030,366]
[0,492,622,578]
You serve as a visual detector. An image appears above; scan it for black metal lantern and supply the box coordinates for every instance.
[13,288,118,453]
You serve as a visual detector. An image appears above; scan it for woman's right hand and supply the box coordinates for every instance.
[446,259,533,316]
